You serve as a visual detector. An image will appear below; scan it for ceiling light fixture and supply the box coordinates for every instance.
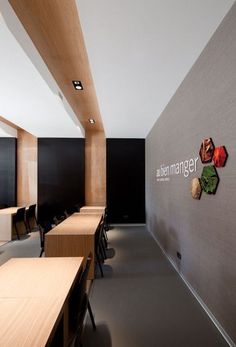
[88,118,95,124]
[72,80,83,90]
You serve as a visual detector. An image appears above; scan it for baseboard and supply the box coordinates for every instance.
[149,229,235,347]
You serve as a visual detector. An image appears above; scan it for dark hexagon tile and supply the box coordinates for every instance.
[199,138,215,164]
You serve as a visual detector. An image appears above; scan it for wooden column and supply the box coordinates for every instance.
[17,129,37,206]
[85,130,106,206]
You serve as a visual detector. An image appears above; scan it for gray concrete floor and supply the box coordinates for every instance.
[0,232,40,266]
[0,226,229,347]
[83,226,228,347]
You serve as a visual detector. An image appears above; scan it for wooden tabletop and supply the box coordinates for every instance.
[0,257,83,298]
[0,257,83,347]
[80,206,105,214]
[46,213,102,236]
[0,297,62,347]
[0,207,20,215]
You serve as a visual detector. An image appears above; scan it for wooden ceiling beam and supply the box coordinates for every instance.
[9,0,104,132]
[0,116,20,130]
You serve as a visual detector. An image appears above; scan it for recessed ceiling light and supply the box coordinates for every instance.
[88,118,95,124]
[72,80,83,90]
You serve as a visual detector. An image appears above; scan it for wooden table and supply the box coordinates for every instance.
[45,213,102,279]
[0,207,22,241]
[0,257,83,347]
[80,206,106,214]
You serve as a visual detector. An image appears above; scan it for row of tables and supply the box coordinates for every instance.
[0,205,106,346]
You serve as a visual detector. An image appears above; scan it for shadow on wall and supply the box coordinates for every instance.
[147,213,182,272]
[83,322,112,347]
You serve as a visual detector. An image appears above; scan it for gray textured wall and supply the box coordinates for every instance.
[146,3,236,344]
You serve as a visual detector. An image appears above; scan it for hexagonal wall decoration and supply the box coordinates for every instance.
[213,146,228,167]
[191,178,202,200]
[200,165,219,194]
[199,138,215,163]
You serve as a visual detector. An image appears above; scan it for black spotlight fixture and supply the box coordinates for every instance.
[72,80,83,90]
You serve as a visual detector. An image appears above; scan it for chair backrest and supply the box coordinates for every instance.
[39,225,44,248]
[39,221,52,248]
[53,215,63,225]
[15,207,26,222]
[79,253,92,304]
[104,207,108,222]
[79,253,92,297]
[100,215,105,231]
[74,203,81,212]
[95,223,101,249]
[70,253,92,327]
[43,221,52,233]
[28,204,36,218]
[65,206,77,216]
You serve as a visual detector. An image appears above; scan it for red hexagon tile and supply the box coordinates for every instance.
[213,146,228,168]
[199,138,215,164]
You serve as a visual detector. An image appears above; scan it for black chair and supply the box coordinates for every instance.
[104,207,110,232]
[39,221,52,257]
[72,253,96,347]
[12,207,27,240]
[98,216,107,260]
[100,214,108,250]
[53,213,66,225]
[74,203,81,212]
[26,204,38,233]
[64,206,77,218]
[95,222,105,277]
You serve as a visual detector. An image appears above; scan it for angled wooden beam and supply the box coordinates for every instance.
[9,0,104,132]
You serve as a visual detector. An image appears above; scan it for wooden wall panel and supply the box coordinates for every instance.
[17,129,37,207]
[85,131,106,206]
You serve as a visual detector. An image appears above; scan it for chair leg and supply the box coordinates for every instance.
[105,223,110,232]
[99,243,105,262]
[101,241,107,260]
[39,248,44,257]
[25,220,30,234]
[34,216,38,225]
[27,220,31,233]
[95,250,104,277]
[88,300,96,331]
[103,232,108,248]
[14,224,20,240]
[74,334,83,347]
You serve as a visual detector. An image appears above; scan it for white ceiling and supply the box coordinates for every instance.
[0,2,84,138]
[0,1,234,139]
[78,0,234,138]
[0,120,17,137]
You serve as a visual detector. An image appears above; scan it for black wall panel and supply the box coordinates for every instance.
[38,138,85,223]
[0,138,17,207]
[106,139,145,223]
